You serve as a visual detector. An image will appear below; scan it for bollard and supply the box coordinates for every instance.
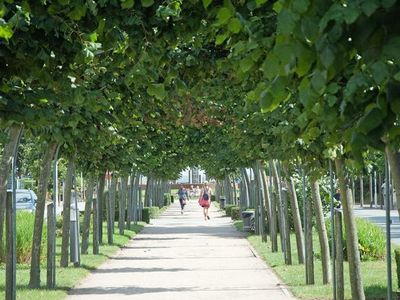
[220,196,225,209]
[70,202,80,266]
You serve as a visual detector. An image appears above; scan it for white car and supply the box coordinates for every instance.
[7,189,37,212]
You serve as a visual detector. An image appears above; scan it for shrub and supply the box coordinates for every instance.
[224,204,236,217]
[230,206,241,220]
[395,248,400,288]
[326,217,385,261]
[16,212,46,263]
[211,195,216,202]
[142,206,161,223]
[164,193,171,206]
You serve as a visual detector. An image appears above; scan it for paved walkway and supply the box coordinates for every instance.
[353,207,400,245]
[66,200,295,300]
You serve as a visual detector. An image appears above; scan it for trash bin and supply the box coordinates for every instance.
[219,197,226,209]
[242,211,255,232]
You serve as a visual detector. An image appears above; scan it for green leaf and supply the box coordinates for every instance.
[0,25,13,40]
[239,56,254,73]
[68,5,87,20]
[262,52,280,80]
[202,0,212,9]
[141,0,154,7]
[301,17,319,43]
[277,10,296,34]
[270,76,290,102]
[295,43,314,76]
[121,0,135,9]
[361,0,379,16]
[292,0,310,14]
[228,18,241,33]
[255,0,268,6]
[394,71,400,82]
[320,45,334,69]
[370,61,389,84]
[217,7,232,25]
[357,107,384,134]
[147,84,166,100]
[382,37,400,60]
[382,0,396,8]
[310,70,326,95]
[343,5,360,24]
[215,32,229,45]
[58,0,70,5]
[260,91,280,112]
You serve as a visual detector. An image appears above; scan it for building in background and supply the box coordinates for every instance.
[176,167,206,184]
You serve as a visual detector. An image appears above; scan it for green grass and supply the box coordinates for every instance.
[234,220,398,300]
[0,222,145,300]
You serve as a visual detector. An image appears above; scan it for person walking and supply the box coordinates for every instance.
[199,183,211,220]
[177,185,188,214]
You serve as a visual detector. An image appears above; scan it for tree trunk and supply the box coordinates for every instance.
[29,142,57,288]
[260,167,272,236]
[126,174,134,229]
[106,174,114,245]
[302,170,314,285]
[283,165,305,264]
[369,174,373,207]
[310,180,331,284]
[271,160,284,251]
[268,161,278,252]
[97,173,106,244]
[60,159,74,267]
[144,176,151,207]
[81,176,94,254]
[242,168,251,208]
[360,176,364,207]
[0,124,22,261]
[385,145,400,218]
[335,157,365,300]
[119,177,128,234]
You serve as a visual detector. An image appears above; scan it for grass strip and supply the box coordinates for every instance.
[234,220,399,299]
[0,222,145,300]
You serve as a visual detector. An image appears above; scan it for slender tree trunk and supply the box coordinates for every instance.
[92,177,100,254]
[110,175,117,232]
[242,168,251,208]
[304,176,314,285]
[126,174,134,229]
[29,142,57,288]
[97,173,106,245]
[0,125,22,261]
[369,174,373,207]
[268,161,278,252]
[271,160,284,251]
[335,157,365,300]
[81,176,94,254]
[144,176,151,207]
[385,145,400,219]
[310,180,331,284]
[283,165,305,264]
[60,159,74,267]
[360,176,364,207]
[260,167,271,233]
[119,177,128,235]
[106,174,115,245]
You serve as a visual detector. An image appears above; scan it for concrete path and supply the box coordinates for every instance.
[353,207,400,245]
[66,200,295,300]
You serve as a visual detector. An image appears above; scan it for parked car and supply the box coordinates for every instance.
[6,189,37,212]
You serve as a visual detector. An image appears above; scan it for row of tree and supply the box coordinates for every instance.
[1,1,400,299]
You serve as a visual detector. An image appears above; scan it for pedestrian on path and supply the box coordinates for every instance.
[199,183,211,220]
[177,185,188,214]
